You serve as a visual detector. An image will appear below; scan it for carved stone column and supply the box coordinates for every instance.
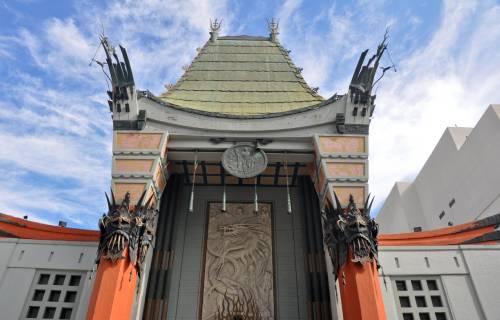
[86,192,157,320]
[323,193,387,320]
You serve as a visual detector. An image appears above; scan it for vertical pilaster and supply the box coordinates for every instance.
[86,249,138,320]
[312,133,386,319]
[86,130,169,320]
[338,252,386,320]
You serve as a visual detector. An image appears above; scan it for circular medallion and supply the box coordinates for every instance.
[221,145,268,178]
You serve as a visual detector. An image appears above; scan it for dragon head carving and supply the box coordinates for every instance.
[323,193,379,279]
[97,189,157,276]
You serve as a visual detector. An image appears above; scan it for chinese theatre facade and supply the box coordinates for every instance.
[1,21,500,320]
[96,20,383,319]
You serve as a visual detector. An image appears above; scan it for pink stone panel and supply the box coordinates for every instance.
[115,159,154,172]
[330,185,365,208]
[326,162,365,177]
[116,133,163,150]
[319,136,365,154]
[113,183,147,203]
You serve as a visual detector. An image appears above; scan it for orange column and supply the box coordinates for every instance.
[338,250,386,320]
[86,249,138,320]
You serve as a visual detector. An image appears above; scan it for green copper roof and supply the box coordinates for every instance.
[159,35,323,115]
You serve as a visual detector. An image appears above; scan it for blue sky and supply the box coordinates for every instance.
[1,0,499,229]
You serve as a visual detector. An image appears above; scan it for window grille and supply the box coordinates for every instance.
[22,270,84,320]
[392,276,451,320]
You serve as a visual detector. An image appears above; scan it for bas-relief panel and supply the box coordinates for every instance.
[201,203,274,319]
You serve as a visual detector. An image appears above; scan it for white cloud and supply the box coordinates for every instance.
[370,0,500,214]
[1,0,499,227]
[275,0,500,215]
[0,0,234,227]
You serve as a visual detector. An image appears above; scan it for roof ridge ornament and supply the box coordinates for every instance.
[349,29,395,105]
[209,18,222,42]
[268,18,279,42]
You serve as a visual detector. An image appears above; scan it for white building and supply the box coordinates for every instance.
[377,105,500,234]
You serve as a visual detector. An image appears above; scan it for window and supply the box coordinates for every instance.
[411,280,423,291]
[48,291,61,302]
[26,306,40,318]
[413,227,422,232]
[393,277,451,320]
[415,296,427,307]
[38,274,50,285]
[396,280,407,291]
[64,292,77,303]
[431,296,443,307]
[53,275,65,286]
[59,308,72,320]
[43,307,55,319]
[427,280,438,290]
[400,296,411,308]
[32,290,45,301]
[68,276,81,287]
[439,211,445,219]
[22,270,84,320]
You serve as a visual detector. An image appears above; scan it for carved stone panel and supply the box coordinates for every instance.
[201,203,274,319]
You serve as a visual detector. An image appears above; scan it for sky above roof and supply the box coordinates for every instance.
[0,0,499,229]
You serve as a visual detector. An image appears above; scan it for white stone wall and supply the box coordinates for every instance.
[378,245,500,320]
[0,238,97,320]
[377,105,500,233]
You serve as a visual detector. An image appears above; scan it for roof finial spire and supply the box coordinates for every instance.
[268,18,279,42]
[209,18,222,42]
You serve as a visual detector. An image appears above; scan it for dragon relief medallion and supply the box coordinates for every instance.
[222,145,268,178]
[323,193,379,279]
[96,190,157,276]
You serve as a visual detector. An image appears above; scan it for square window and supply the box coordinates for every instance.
[403,313,414,320]
[48,290,61,302]
[64,291,77,303]
[436,312,447,320]
[427,280,438,290]
[396,280,407,291]
[43,307,56,319]
[419,313,430,320]
[38,274,50,285]
[54,275,66,285]
[69,275,81,286]
[32,289,45,301]
[412,280,423,291]
[415,296,427,307]
[59,308,72,319]
[26,306,40,318]
[399,296,411,308]
[431,295,443,307]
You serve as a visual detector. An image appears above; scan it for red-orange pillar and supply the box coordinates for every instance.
[86,249,138,320]
[338,250,387,320]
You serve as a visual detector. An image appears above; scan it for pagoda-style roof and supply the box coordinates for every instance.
[159,35,323,115]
